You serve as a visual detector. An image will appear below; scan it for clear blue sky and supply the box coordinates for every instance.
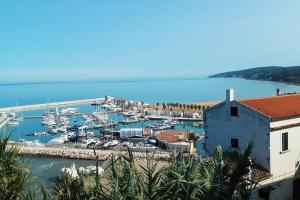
[1,0,300,82]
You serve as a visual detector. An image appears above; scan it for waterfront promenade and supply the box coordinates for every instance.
[0,97,106,112]
[11,144,170,161]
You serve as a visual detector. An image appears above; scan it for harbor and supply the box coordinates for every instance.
[0,96,205,158]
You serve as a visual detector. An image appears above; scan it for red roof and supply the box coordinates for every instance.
[237,93,300,120]
[155,130,189,143]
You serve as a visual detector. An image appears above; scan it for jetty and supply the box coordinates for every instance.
[0,97,106,112]
[0,117,11,128]
[11,144,170,161]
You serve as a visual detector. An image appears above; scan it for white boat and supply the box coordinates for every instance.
[103,140,119,148]
[34,132,48,137]
[120,116,139,124]
[78,165,104,176]
[61,108,79,115]
[49,128,58,134]
[59,163,79,179]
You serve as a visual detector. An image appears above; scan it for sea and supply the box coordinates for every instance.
[1,77,300,191]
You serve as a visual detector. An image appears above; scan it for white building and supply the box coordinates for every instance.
[120,128,144,139]
[204,89,300,200]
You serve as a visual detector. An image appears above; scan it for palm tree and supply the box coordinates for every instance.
[1,132,256,200]
[0,135,31,200]
[179,104,183,110]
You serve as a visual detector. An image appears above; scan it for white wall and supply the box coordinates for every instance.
[254,176,294,200]
[204,101,271,170]
[270,119,300,177]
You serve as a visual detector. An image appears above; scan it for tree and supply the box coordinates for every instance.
[0,135,31,199]
[179,104,183,109]
[0,134,256,200]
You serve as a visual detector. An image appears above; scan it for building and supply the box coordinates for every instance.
[183,112,201,119]
[155,130,191,152]
[204,89,300,200]
[120,128,144,139]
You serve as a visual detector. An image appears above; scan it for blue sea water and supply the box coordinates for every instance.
[1,77,300,107]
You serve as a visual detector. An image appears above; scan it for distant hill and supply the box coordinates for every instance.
[209,66,300,84]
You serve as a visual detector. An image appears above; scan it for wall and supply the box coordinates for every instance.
[270,118,300,177]
[204,100,271,170]
[254,175,295,200]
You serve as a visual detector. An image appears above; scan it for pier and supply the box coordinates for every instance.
[0,97,106,113]
[0,117,11,128]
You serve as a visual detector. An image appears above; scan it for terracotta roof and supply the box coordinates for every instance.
[237,93,300,120]
[155,130,189,143]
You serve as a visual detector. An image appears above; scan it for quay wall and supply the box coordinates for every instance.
[0,97,105,112]
[11,145,170,161]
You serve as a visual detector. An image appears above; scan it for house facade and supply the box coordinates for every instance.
[204,89,300,200]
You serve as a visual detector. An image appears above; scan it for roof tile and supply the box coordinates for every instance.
[237,93,300,120]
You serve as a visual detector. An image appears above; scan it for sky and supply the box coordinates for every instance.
[1,0,300,82]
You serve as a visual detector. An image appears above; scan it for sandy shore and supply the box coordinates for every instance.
[11,144,170,161]
[188,100,220,106]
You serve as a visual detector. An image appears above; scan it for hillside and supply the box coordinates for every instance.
[209,66,300,84]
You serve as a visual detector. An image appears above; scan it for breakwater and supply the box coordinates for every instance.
[0,97,106,112]
[11,144,170,161]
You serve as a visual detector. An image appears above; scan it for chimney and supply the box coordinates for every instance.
[276,88,281,96]
[226,89,234,101]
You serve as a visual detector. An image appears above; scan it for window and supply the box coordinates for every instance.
[230,106,238,116]
[282,132,288,152]
[231,138,239,148]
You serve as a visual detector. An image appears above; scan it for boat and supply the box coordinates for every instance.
[48,128,58,134]
[59,163,79,179]
[103,140,119,148]
[61,108,79,115]
[7,120,20,126]
[120,116,139,124]
[78,165,104,175]
[34,132,49,137]
[122,111,136,117]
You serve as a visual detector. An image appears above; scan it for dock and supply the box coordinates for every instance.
[0,117,11,128]
[0,97,106,113]
[148,115,203,122]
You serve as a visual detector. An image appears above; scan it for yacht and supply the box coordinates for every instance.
[120,116,139,124]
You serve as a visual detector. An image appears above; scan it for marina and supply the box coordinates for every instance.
[0,96,204,154]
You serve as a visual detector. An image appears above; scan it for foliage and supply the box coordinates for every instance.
[0,134,256,200]
[0,135,31,200]
[210,66,300,84]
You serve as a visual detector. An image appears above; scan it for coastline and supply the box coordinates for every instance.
[209,76,300,87]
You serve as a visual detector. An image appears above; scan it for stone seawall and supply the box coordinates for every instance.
[11,145,170,161]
